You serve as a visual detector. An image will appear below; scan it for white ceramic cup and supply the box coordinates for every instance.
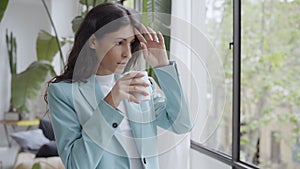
[126,70,151,101]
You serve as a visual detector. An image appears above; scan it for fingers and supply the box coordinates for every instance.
[122,88,149,104]
[120,80,150,104]
[134,24,161,43]
[121,72,150,87]
[127,85,150,104]
[129,78,150,87]
[146,26,159,42]
[122,71,144,80]
[112,71,152,105]
[134,28,147,44]
[129,86,149,96]
[157,31,164,45]
[140,42,149,59]
[140,24,153,41]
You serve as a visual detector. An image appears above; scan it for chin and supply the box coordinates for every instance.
[114,68,125,74]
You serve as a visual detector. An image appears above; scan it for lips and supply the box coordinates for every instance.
[117,62,127,67]
[118,62,127,64]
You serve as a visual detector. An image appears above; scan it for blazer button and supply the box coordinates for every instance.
[112,123,118,128]
[143,158,147,164]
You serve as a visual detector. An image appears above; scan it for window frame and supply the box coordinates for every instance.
[190,0,260,168]
[133,0,260,168]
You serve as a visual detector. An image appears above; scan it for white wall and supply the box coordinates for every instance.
[0,0,79,119]
[50,0,80,74]
[0,0,51,119]
[170,0,228,168]
[190,149,231,169]
[157,0,208,168]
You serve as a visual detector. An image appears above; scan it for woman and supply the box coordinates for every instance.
[46,2,192,169]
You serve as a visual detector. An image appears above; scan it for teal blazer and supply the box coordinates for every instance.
[48,62,192,169]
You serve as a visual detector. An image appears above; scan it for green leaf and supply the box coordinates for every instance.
[0,0,9,23]
[260,51,286,72]
[71,16,84,33]
[142,0,171,26]
[79,0,114,6]
[142,0,171,77]
[36,30,65,62]
[73,0,116,33]
[293,128,300,133]
[290,116,298,124]
[5,29,17,74]
[31,163,42,169]
[240,136,249,145]
[11,61,56,113]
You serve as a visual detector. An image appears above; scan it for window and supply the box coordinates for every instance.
[241,0,300,168]
[190,0,233,156]
[54,0,298,168]
[123,0,134,8]
[191,0,300,169]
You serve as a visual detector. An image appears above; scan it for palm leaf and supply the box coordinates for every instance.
[142,0,171,25]
[79,0,115,6]
[5,29,17,74]
[0,0,9,23]
[36,30,66,62]
[11,61,56,113]
[71,15,84,33]
[72,0,116,33]
[142,0,171,77]
[142,0,171,51]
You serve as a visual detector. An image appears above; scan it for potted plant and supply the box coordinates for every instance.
[5,29,61,119]
[1,0,68,119]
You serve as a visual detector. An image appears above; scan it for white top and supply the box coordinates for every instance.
[96,74,143,169]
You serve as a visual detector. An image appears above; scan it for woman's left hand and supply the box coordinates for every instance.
[134,24,169,68]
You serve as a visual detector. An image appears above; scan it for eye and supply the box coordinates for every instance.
[130,39,136,46]
[115,41,122,46]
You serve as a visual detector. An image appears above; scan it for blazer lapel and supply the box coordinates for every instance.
[77,74,158,157]
[77,75,128,156]
[123,97,159,158]
[77,75,104,111]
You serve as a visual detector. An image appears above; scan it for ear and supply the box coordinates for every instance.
[89,34,97,49]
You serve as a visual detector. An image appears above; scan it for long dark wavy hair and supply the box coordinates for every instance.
[44,3,141,103]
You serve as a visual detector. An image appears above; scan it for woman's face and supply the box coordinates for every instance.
[90,24,136,75]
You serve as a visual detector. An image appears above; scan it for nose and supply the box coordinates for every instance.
[122,43,132,58]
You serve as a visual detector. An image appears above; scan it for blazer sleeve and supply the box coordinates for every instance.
[48,83,123,169]
[153,61,193,134]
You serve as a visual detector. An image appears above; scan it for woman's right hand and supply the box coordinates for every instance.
[104,72,150,108]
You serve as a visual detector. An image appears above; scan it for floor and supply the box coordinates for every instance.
[0,124,20,169]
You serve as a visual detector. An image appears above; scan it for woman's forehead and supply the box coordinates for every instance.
[105,25,135,40]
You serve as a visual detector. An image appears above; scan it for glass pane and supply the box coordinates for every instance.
[241,0,300,168]
[123,0,134,9]
[190,149,231,169]
[190,0,233,156]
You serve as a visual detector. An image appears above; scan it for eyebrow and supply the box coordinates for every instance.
[115,36,135,41]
